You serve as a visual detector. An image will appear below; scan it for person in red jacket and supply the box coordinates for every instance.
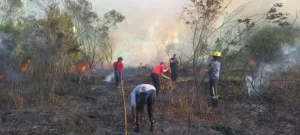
[113,57,123,88]
[151,62,170,95]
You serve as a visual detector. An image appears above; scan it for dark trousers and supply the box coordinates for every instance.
[151,73,160,95]
[171,68,178,81]
[209,79,219,103]
[136,90,156,127]
[114,71,121,86]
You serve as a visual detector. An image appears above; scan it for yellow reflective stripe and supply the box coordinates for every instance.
[212,86,219,99]
[212,87,216,96]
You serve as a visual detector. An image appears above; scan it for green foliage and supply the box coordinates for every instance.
[244,25,300,62]
[0,21,21,36]
[41,4,80,55]
[103,10,126,27]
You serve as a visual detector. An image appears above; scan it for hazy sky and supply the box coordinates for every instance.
[89,0,300,66]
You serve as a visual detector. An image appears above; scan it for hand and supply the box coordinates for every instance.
[200,69,208,72]
[133,117,136,124]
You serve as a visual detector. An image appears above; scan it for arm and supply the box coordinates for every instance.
[130,87,137,123]
[161,64,169,73]
[176,58,180,65]
[200,63,215,73]
[130,89,137,108]
[161,73,170,80]
[132,106,136,124]
[163,68,169,73]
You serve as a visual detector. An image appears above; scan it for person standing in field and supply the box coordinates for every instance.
[169,54,180,82]
[113,57,123,88]
[203,51,221,106]
[150,62,170,95]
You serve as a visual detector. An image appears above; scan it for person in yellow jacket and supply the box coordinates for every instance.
[203,51,222,107]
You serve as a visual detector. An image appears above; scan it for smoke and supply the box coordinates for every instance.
[104,72,115,82]
[0,33,24,83]
[89,0,300,67]
[246,40,300,97]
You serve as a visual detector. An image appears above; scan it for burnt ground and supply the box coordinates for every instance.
[0,73,299,135]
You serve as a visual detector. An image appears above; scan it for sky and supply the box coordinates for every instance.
[90,0,300,66]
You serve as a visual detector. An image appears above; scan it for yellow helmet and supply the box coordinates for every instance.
[212,51,221,57]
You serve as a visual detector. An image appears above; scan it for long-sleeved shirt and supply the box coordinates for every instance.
[130,84,156,107]
[208,60,221,80]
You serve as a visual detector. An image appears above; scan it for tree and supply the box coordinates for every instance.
[64,0,125,74]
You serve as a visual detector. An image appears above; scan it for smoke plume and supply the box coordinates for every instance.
[90,0,300,67]
[0,33,24,83]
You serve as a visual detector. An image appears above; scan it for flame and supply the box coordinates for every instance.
[0,74,3,79]
[160,32,179,50]
[165,32,179,44]
[70,62,96,73]
[21,59,32,72]
[249,59,256,67]
[80,63,90,72]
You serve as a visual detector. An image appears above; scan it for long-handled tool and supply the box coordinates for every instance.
[120,71,128,135]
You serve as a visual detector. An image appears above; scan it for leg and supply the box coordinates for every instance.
[171,68,175,81]
[114,71,119,87]
[174,71,178,81]
[118,72,122,88]
[209,79,219,106]
[147,91,156,132]
[134,93,146,132]
[151,74,160,95]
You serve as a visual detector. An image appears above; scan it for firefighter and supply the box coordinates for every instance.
[203,51,221,106]
[150,62,170,96]
[113,57,123,88]
[130,84,156,133]
[169,54,180,82]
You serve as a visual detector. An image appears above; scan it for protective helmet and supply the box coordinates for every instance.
[118,57,123,60]
[212,51,221,57]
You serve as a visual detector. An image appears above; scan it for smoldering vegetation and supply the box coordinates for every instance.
[0,0,299,135]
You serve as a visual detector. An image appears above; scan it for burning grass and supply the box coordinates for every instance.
[20,58,32,72]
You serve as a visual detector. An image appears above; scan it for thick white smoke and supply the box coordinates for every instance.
[90,0,299,67]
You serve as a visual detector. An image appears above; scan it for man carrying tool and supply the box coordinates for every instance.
[169,54,180,82]
[202,51,222,107]
[113,57,123,88]
[151,62,170,96]
[130,84,156,133]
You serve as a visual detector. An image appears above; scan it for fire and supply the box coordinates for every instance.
[0,74,3,79]
[249,59,256,68]
[80,63,90,72]
[70,61,96,73]
[21,59,32,72]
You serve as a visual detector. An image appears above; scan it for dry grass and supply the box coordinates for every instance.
[269,65,300,111]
